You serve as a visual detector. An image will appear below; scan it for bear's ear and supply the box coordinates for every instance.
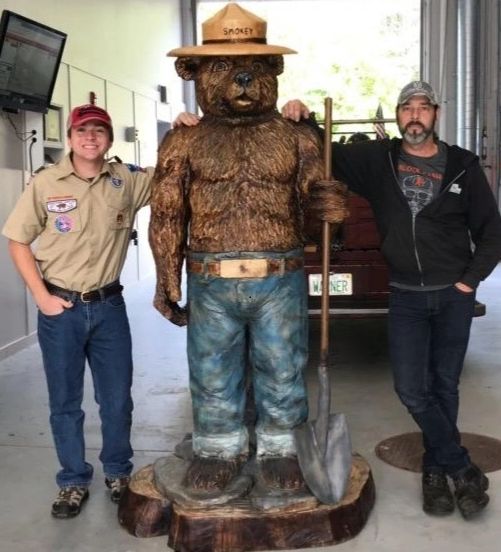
[266,55,284,76]
[175,57,201,81]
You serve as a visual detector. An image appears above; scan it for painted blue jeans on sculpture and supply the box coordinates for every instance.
[187,249,309,459]
[388,285,475,474]
[37,292,134,488]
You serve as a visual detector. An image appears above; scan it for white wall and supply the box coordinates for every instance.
[1,0,183,103]
[0,0,184,356]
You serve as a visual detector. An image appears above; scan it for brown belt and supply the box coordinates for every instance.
[187,257,303,278]
[44,280,123,303]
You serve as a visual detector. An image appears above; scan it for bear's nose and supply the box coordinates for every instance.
[235,72,253,87]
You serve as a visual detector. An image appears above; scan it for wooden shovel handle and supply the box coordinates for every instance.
[316,98,333,454]
[320,97,333,362]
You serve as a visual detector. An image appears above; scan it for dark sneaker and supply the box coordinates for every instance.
[452,463,489,519]
[422,470,454,516]
[105,476,130,503]
[51,486,89,519]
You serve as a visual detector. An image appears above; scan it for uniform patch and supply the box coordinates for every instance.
[450,183,462,194]
[54,214,74,233]
[111,177,123,188]
[47,199,77,213]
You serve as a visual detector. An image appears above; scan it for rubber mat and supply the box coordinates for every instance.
[375,432,501,473]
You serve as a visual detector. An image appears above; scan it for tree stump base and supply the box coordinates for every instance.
[119,454,375,551]
[118,464,172,538]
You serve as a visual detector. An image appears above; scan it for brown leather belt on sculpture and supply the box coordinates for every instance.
[187,257,304,278]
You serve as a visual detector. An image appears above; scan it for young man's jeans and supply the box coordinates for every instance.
[187,249,309,458]
[38,292,133,488]
[388,285,475,474]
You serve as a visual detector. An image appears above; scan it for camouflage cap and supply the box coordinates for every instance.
[397,81,439,106]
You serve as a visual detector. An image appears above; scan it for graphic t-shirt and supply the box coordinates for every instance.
[398,142,447,216]
[391,141,449,290]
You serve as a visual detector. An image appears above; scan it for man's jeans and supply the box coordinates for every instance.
[388,285,475,473]
[187,249,309,458]
[38,292,133,488]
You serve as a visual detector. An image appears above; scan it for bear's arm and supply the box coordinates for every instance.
[149,128,191,309]
[294,123,324,241]
[295,123,324,198]
[295,123,349,242]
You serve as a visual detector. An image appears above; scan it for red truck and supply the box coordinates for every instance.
[305,191,390,318]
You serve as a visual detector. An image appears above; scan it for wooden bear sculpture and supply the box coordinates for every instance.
[149,3,348,496]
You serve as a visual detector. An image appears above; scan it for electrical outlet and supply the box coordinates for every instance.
[125,127,138,142]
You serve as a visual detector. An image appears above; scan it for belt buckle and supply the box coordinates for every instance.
[219,258,268,278]
[80,290,91,303]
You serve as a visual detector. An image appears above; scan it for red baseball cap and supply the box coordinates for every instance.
[67,104,113,139]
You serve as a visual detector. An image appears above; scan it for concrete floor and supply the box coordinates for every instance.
[1,266,500,552]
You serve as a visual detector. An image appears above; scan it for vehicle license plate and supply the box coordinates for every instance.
[308,273,353,296]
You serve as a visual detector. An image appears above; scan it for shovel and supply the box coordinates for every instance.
[294,97,352,505]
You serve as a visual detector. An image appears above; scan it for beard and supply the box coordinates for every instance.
[398,113,437,145]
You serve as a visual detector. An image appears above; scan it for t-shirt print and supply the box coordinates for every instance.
[398,160,443,216]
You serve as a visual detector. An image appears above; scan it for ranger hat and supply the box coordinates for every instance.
[168,3,296,57]
[67,104,114,140]
[397,81,439,106]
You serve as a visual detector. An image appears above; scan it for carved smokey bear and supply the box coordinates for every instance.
[149,3,348,493]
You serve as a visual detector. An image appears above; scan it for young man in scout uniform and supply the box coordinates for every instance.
[2,104,154,518]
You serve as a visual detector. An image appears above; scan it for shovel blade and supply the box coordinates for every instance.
[295,413,352,504]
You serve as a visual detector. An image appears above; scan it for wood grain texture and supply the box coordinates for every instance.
[119,455,375,550]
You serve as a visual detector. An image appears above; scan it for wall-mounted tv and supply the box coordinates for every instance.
[0,10,66,114]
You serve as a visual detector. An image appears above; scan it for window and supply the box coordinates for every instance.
[196,0,420,135]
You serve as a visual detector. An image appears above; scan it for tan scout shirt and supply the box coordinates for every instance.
[2,154,154,291]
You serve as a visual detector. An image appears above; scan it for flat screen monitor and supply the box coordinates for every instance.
[0,10,66,114]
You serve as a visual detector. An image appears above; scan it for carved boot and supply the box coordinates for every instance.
[182,455,243,492]
[258,455,306,491]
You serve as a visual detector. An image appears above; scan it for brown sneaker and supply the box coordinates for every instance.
[51,486,89,519]
[105,476,130,503]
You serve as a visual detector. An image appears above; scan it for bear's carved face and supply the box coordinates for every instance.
[175,55,284,118]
